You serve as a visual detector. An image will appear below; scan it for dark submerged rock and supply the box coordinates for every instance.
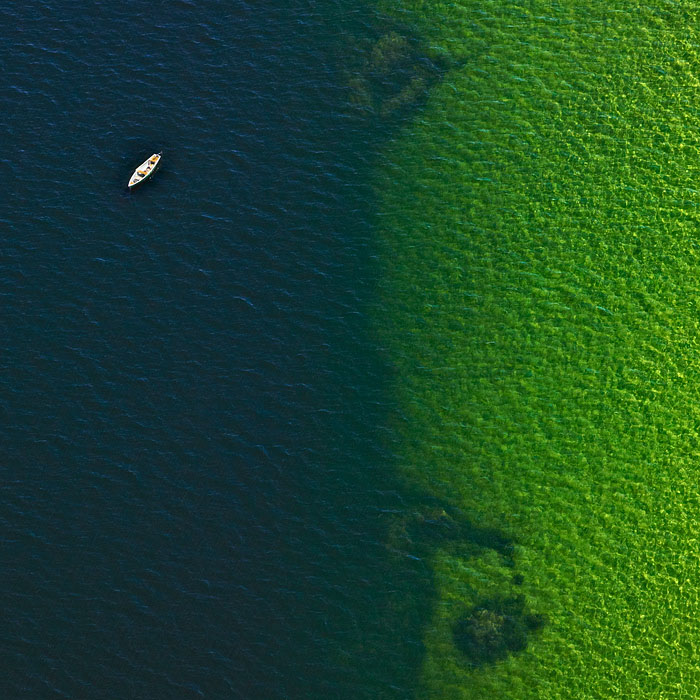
[453,596,545,666]
[385,498,515,560]
[344,22,453,122]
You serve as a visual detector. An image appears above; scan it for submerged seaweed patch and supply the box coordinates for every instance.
[342,19,453,122]
[383,494,535,677]
[454,596,546,667]
[384,493,514,561]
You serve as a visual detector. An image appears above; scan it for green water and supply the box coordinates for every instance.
[372,1,700,697]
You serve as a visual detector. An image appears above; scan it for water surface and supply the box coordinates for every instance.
[374,1,700,697]
[1,1,429,697]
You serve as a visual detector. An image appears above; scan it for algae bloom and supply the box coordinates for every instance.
[373,0,700,697]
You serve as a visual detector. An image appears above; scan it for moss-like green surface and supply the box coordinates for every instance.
[373,1,700,697]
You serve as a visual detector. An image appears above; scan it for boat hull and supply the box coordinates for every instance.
[128,153,162,189]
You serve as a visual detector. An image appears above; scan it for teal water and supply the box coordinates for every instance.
[2,2,436,697]
[373,1,700,697]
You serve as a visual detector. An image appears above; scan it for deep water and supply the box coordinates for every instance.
[0,1,438,698]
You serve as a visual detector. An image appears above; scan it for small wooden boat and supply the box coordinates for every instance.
[128,152,162,189]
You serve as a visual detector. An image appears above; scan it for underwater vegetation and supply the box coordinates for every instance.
[383,496,545,670]
[454,596,545,667]
[372,0,700,697]
[386,501,512,559]
[343,21,453,121]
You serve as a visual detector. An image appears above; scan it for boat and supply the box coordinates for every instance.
[128,152,162,189]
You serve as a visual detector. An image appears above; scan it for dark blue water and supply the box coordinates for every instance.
[1,2,432,697]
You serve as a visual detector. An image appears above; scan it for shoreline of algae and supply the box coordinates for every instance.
[373,1,700,697]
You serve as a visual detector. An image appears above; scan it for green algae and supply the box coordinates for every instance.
[372,0,700,697]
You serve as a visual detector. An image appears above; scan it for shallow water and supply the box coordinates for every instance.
[374,1,700,697]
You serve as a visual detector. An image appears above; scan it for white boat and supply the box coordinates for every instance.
[128,152,162,189]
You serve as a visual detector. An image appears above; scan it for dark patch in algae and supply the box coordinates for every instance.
[454,596,546,667]
[387,500,513,558]
[382,493,544,673]
[343,21,454,121]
